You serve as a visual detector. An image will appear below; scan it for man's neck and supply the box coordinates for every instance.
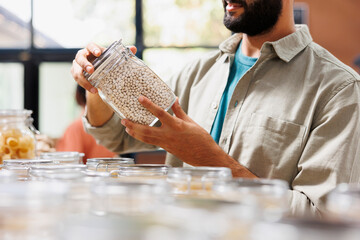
[241,25,296,58]
[241,0,296,58]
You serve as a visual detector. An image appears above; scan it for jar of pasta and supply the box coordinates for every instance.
[0,109,37,163]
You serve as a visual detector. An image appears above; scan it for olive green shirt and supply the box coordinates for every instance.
[84,25,360,217]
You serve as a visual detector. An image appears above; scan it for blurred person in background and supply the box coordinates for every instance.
[56,85,117,163]
[71,0,360,217]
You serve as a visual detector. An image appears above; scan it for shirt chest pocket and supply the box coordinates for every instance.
[243,113,306,178]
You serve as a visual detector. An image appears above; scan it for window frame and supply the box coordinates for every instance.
[2,0,301,128]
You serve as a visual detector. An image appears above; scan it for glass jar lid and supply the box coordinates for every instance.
[86,157,134,172]
[114,164,171,177]
[40,151,85,164]
[29,164,87,180]
[0,109,32,117]
[2,159,53,181]
[3,159,53,167]
[167,167,233,180]
[0,109,33,124]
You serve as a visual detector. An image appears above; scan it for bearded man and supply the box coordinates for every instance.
[71,0,360,217]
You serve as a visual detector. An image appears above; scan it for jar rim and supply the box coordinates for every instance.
[0,109,32,117]
[40,151,85,159]
[168,166,232,177]
[87,157,134,164]
[3,159,53,165]
[83,39,125,80]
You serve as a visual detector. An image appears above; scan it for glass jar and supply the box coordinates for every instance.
[111,164,170,182]
[84,39,176,126]
[0,109,37,163]
[29,164,87,181]
[326,183,360,223]
[86,157,134,172]
[40,151,85,164]
[2,159,53,181]
[90,181,171,216]
[212,178,289,222]
[0,181,68,239]
[166,167,232,196]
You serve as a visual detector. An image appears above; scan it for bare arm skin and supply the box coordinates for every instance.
[121,96,257,178]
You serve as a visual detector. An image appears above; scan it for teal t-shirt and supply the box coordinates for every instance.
[210,42,258,143]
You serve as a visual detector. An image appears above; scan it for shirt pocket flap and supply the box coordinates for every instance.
[249,113,306,139]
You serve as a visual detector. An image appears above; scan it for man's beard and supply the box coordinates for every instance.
[223,0,283,36]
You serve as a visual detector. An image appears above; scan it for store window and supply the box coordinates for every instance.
[0,0,31,48]
[0,63,24,109]
[144,0,229,47]
[39,63,79,137]
[0,0,229,138]
[33,0,136,48]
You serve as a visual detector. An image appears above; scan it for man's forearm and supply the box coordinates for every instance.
[186,143,258,178]
[86,92,114,127]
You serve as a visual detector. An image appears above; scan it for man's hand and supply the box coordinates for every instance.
[121,96,257,178]
[70,42,137,127]
[70,43,137,93]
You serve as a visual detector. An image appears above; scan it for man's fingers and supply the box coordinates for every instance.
[71,60,97,93]
[138,96,174,124]
[75,48,95,74]
[129,46,137,55]
[121,119,162,145]
[171,98,191,121]
[86,42,104,57]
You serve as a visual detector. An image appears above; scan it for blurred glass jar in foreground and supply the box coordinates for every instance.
[86,157,134,172]
[59,214,144,240]
[213,178,289,222]
[327,183,360,223]
[40,151,85,164]
[151,197,259,240]
[0,109,37,163]
[29,164,87,181]
[84,39,176,126]
[167,167,232,196]
[111,164,170,182]
[0,181,68,240]
[2,159,52,181]
[90,181,171,216]
[251,219,360,240]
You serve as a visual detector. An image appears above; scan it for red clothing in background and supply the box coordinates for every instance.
[56,117,116,163]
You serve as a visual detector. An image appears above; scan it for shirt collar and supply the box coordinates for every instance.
[218,24,313,63]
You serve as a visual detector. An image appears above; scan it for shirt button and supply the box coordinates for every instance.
[234,100,238,107]
[211,102,218,109]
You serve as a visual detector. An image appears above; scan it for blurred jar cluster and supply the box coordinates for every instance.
[0,110,359,240]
